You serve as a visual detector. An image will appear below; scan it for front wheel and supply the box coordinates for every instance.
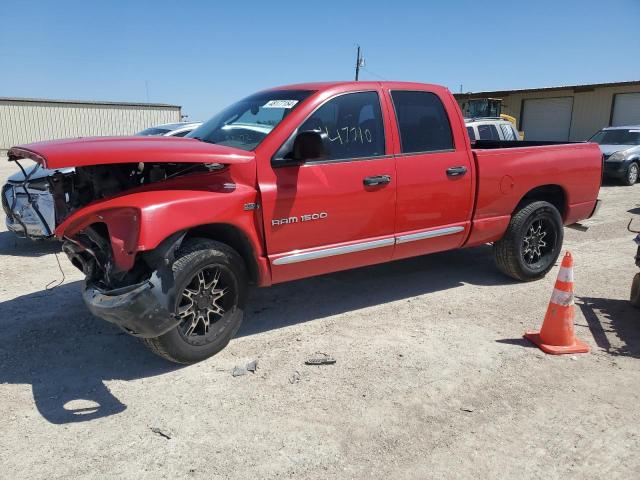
[493,201,564,281]
[622,162,639,186]
[143,238,248,364]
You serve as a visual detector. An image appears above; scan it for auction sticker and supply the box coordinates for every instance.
[263,100,298,109]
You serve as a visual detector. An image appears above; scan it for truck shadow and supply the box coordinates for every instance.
[0,282,181,424]
[0,245,510,424]
[0,231,61,257]
[577,296,640,358]
[239,245,511,337]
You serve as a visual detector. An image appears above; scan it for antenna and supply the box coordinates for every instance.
[355,45,365,81]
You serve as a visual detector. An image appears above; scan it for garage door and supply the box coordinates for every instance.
[612,93,640,126]
[521,97,573,141]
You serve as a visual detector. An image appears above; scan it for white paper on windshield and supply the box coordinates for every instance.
[630,129,640,132]
[263,100,298,109]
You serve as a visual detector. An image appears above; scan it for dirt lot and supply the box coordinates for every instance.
[0,157,639,480]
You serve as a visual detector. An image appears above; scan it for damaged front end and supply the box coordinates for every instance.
[64,229,186,337]
[6,137,256,337]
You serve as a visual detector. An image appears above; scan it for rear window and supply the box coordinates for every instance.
[499,124,516,140]
[478,124,500,140]
[170,130,191,137]
[136,127,171,136]
[390,91,454,153]
[466,126,476,141]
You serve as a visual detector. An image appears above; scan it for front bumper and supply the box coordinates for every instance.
[83,274,180,338]
[603,161,628,178]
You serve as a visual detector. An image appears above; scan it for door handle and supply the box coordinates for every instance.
[446,166,467,177]
[363,175,391,186]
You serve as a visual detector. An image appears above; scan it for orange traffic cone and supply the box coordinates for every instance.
[524,251,589,354]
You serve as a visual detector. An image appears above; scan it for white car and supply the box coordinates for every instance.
[465,117,521,142]
[135,121,202,138]
[2,122,201,239]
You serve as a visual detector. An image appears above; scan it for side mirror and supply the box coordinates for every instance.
[291,130,328,162]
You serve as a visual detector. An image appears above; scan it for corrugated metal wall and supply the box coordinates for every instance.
[499,84,640,141]
[0,99,181,152]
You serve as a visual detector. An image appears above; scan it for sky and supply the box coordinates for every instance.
[1,0,639,121]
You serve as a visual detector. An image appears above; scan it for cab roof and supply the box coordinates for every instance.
[266,81,451,93]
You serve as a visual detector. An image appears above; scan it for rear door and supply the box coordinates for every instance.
[386,89,475,260]
[259,89,397,283]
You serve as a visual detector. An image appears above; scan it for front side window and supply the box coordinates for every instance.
[478,124,500,140]
[292,91,386,161]
[188,89,314,151]
[391,91,454,154]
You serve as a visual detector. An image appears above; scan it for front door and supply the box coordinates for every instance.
[259,90,397,283]
[385,89,475,260]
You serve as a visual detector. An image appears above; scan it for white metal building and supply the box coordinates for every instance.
[455,80,640,141]
[0,97,182,153]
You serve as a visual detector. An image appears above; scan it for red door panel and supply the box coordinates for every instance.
[262,159,396,283]
[383,88,475,260]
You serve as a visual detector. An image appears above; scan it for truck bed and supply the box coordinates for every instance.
[472,140,584,149]
[463,141,602,247]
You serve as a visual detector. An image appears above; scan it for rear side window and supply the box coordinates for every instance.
[478,124,500,140]
[499,124,516,140]
[391,91,454,153]
[466,126,476,141]
[297,91,385,161]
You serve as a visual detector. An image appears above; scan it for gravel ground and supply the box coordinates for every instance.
[0,158,639,479]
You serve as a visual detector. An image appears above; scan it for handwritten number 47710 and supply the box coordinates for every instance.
[323,126,373,145]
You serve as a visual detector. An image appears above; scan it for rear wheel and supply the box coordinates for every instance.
[622,162,639,186]
[143,238,248,364]
[494,201,564,281]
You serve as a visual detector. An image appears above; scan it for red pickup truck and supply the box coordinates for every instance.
[6,81,602,363]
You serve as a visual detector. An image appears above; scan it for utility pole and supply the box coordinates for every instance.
[355,45,364,81]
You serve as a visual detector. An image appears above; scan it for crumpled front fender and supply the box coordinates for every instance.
[57,186,261,273]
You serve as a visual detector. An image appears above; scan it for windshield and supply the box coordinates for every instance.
[589,129,640,145]
[187,89,314,151]
[136,127,172,136]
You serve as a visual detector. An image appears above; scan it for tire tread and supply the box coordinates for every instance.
[142,237,247,364]
[493,201,562,281]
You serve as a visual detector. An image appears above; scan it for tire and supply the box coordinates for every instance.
[631,273,640,308]
[493,201,564,281]
[622,162,639,186]
[142,238,248,364]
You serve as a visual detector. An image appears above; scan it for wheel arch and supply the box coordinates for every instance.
[183,223,260,284]
[514,184,567,220]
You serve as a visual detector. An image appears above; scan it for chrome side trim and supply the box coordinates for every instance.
[395,226,464,244]
[272,238,395,265]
